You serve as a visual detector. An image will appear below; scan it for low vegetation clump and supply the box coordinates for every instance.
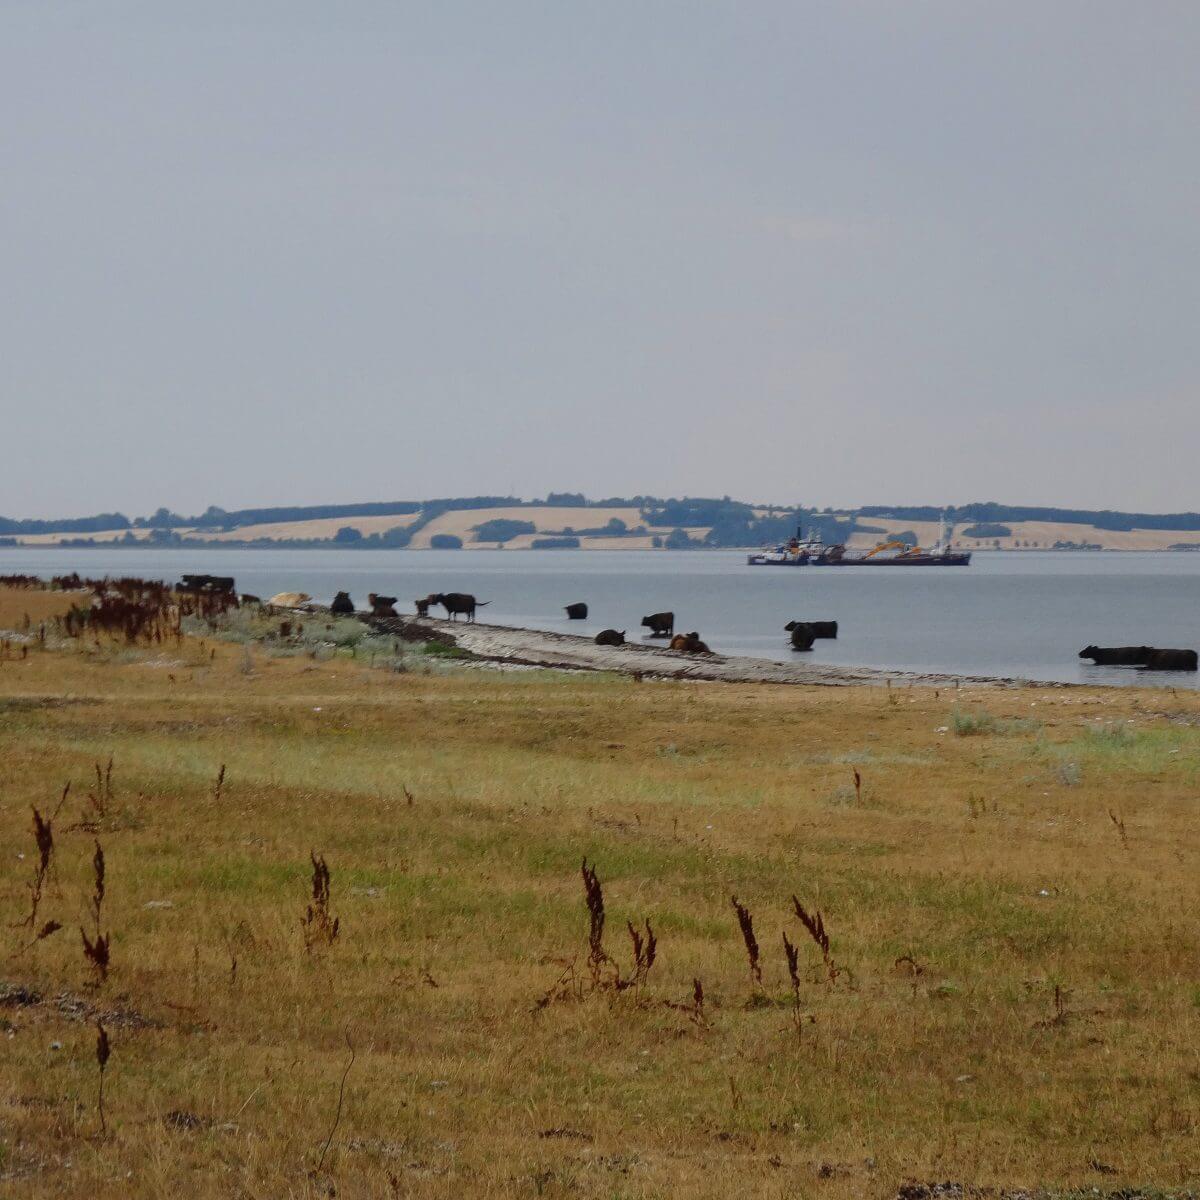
[961,522,1014,539]
[0,582,1198,1197]
[471,518,537,543]
[951,704,1041,737]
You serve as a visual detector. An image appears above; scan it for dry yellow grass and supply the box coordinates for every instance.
[0,586,87,628]
[1,589,1199,1196]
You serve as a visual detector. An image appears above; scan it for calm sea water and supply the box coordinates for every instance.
[3,547,1199,688]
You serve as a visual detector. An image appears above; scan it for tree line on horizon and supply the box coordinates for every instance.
[5,495,1200,547]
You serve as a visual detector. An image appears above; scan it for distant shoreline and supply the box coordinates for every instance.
[4,542,1200,554]
[9,497,1200,553]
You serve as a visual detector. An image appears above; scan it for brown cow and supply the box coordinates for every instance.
[669,631,711,654]
[368,593,398,617]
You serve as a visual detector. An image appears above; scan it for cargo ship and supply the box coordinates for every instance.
[747,518,971,567]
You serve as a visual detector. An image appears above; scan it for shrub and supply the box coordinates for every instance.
[531,537,579,549]
[472,519,536,543]
[961,523,1012,539]
[951,706,1040,737]
[664,528,695,549]
[429,534,463,550]
[333,526,363,544]
[423,641,471,659]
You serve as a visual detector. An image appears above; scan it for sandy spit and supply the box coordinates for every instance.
[413,616,1026,688]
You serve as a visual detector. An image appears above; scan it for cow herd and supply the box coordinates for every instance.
[195,578,1200,673]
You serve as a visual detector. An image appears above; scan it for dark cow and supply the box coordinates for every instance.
[239,594,261,607]
[669,631,711,654]
[414,596,434,618]
[368,593,398,617]
[565,602,588,620]
[785,619,837,639]
[433,592,489,622]
[1079,645,1153,666]
[1143,648,1198,672]
[594,628,625,646]
[179,574,236,594]
[330,591,355,615]
[641,611,674,638]
[788,622,815,651]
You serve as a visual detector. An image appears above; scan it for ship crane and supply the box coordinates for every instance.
[864,539,920,559]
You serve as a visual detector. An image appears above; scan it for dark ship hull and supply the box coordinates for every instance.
[748,552,971,566]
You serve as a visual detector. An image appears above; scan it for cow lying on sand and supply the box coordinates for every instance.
[641,611,674,638]
[669,631,710,654]
[433,592,489,622]
[267,591,311,609]
[594,628,625,646]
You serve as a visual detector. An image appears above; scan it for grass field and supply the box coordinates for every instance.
[2,586,1199,1197]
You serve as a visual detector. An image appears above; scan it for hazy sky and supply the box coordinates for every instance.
[2,3,1198,518]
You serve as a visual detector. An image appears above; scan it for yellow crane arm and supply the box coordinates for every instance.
[865,539,922,559]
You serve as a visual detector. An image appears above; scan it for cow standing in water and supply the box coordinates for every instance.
[641,611,674,638]
[433,592,489,622]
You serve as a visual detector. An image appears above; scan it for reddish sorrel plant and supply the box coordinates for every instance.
[782,932,803,1040]
[792,895,839,984]
[691,977,706,1026]
[213,764,226,803]
[72,757,115,830]
[852,768,862,804]
[81,841,111,985]
[95,1022,111,1137]
[301,852,340,952]
[581,858,615,988]
[624,918,657,994]
[14,802,58,931]
[1035,982,1070,1028]
[730,895,762,987]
